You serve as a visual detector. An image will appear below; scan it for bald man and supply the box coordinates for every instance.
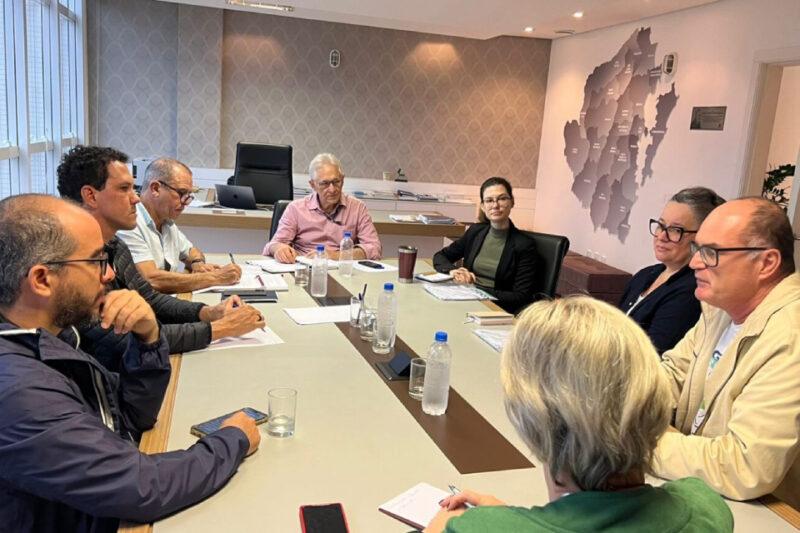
[654,198,800,507]
[0,195,259,532]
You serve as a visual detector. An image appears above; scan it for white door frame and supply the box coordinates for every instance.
[738,45,800,270]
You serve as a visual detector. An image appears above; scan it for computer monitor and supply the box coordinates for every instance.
[232,142,293,206]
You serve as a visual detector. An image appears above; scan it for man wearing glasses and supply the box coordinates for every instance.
[0,195,260,531]
[57,146,264,372]
[118,157,243,294]
[264,152,381,263]
[653,198,800,507]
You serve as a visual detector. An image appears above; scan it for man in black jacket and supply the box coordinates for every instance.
[57,145,264,370]
[0,195,259,532]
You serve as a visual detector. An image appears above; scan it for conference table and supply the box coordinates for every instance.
[129,256,798,532]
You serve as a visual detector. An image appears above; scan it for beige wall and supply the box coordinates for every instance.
[87,0,550,188]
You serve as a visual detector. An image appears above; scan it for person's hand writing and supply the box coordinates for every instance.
[200,295,243,322]
[220,411,260,456]
[210,303,266,341]
[100,289,160,344]
[211,263,242,285]
[449,268,476,284]
[439,489,505,510]
[191,262,220,273]
[274,244,298,264]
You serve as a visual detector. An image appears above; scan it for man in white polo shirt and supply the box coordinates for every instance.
[118,158,241,294]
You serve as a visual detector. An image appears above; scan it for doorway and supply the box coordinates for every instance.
[740,48,800,270]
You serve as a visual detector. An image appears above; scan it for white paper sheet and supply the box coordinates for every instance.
[195,265,288,293]
[296,255,339,270]
[378,482,451,530]
[423,284,495,301]
[246,258,301,274]
[283,305,351,325]
[414,272,453,283]
[204,327,284,351]
[473,328,512,352]
[352,260,398,273]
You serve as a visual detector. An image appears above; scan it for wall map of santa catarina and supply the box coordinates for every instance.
[564,27,678,242]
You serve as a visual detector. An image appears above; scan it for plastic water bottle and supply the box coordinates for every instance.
[422,331,452,416]
[339,231,354,278]
[310,244,327,297]
[372,282,398,354]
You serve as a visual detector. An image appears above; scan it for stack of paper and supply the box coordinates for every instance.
[418,213,455,225]
[195,265,288,293]
[389,214,419,223]
[415,272,453,283]
[473,328,512,352]
[205,327,284,351]
[247,258,301,274]
[378,483,451,530]
[296,255,339,270]
[423,284,495,301]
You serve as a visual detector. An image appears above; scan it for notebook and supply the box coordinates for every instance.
[378,483,451,530]
[466,311,514,325]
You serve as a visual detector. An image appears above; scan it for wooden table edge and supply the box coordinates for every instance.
[117,353,182,533]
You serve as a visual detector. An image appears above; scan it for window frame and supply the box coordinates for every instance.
[0,0,85,199]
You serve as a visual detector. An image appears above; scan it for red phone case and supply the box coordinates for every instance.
[299,503,350,533]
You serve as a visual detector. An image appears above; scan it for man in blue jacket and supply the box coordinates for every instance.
[0,194,260,532]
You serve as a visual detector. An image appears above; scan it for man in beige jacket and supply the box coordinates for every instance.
[654,197,800,507]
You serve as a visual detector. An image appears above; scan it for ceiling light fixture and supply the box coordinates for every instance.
[555,29,576,35]
[572,11,584,18]
[523,26,534,33]
[226,0,294,12]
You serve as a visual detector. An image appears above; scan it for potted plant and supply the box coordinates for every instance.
[762,163,795,211]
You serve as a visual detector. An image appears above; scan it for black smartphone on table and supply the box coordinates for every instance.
[358,260,384,269]
[300,503,349,533]
[190,407,268,438]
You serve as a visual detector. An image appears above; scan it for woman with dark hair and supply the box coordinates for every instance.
[618,186,725,354]
[433,177,538,314]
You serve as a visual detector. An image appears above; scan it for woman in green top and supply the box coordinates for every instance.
[425,297,733,532]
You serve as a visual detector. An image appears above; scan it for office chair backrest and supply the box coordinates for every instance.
[522,230,570,300]
[233,142,293,205]
[270,199,292,240]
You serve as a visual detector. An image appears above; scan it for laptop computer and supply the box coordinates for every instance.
[215,184,258,210]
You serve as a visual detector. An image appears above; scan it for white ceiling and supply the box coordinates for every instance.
[159,0,719,40]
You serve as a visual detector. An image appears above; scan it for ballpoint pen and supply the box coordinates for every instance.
[256,274,266,289]
[448,485,475,508]
[229,252,236,264]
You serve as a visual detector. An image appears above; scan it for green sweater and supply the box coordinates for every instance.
[444,478,733,532]
[472,227,508,289]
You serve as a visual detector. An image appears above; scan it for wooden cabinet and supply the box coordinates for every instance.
[557,251,632,305]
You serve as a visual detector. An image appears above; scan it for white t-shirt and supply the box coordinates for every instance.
[117,202,193,272]
[690,321,743,434]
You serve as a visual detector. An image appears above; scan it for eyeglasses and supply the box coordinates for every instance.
[482,195,512,206]
[649,219,697,243]
[315,178,343,190]
[689,242,769,268]
[43,254,110,278]
[158,180,195,204]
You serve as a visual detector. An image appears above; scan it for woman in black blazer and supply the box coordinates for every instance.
[619,187,725,354]
[433,177,538,314]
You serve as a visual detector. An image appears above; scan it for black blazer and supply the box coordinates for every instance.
[433,221,538,314]
[618,263,700,354]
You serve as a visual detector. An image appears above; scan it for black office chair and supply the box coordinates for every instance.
[269,199,292,240]
[522,230,570,300]
[231,142,293,205]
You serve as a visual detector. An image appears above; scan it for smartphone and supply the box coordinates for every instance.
[358,260,384,269]
[190,407,268,438]
[300,503,349,533]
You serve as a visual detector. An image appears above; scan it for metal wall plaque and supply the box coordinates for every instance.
[690,106,727,130]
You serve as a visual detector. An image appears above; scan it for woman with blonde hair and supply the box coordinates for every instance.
[426,297,732,532]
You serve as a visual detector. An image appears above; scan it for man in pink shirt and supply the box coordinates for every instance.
[264,153,382,263]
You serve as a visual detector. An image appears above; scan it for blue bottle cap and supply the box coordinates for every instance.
[316,244,325,252]
[435,331,448,342]
[343,231,352,238]
[384,282,394,291]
